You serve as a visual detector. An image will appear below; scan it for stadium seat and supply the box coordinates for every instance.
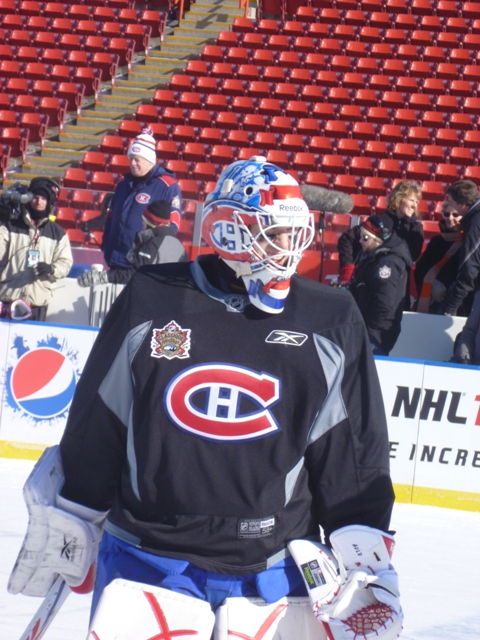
[392,143,418,161]
[361,176,392,195]
[449,147,476,166]
[100,135,126,155]
[279,133,306,153]
[156,140,183,160]
[291,152,317,172]
[269,116,295,134]
[170,124,198,142]
[331,174,361,194]
[183,142,208,163]
[377,158,405,179]
[209,144,236,165]
[66,228,87,245]
[352,122,380,141]
[364,140,392,158]
[55,207,78,229]
[198,127,224,145]
[405,161,433,181]
[108,155,129,173]
[63,168,90,189]
[434,164,462,182]
[304,171,330,187]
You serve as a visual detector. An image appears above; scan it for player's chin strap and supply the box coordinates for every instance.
[289,526,404,640]
[8,445,105,598]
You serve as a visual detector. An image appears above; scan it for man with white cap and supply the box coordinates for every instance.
[102,127,182,271]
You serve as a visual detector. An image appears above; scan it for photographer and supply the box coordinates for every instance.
[0,177,73,321]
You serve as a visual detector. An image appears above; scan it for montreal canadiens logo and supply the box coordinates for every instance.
[136,193,151,204]
[7,346,77,420]
[164,363,281,441]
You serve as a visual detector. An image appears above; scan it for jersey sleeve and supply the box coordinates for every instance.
[305,301,394,540]
[59,285,136,511]
[338,225,361,268]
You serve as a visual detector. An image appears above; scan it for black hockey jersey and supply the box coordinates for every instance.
[60,255,394,575]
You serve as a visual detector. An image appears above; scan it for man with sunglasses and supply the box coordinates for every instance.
[349,214,412,355]
[442,180,480,317]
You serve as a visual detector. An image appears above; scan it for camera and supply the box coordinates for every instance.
[0,183,33,221]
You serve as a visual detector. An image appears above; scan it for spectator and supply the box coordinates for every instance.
[102,127,182,271]
[77,200,188,287]
[338,180,423,307]
[451,289,480,365]
[414,200,465,314]
[443,180,480,317]
[348,214,412,355]
[0,177,73,321]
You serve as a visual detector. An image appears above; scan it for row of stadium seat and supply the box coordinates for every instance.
[296,1,480,20]
[0,5,165,37]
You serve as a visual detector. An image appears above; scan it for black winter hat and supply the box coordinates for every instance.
[28,177,60,210]
[142,200,171,228]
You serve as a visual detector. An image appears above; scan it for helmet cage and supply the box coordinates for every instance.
[234,208,315,279]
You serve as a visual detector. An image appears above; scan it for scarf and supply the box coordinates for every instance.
[416,222,462,313]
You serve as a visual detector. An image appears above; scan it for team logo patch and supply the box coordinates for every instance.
[378,265,392,279]
[164,363,281,441]
[265,330,308,346]
[135,193,151,204]
[171,195,181,210]
[151,321,191,359]
[5,337,79,421]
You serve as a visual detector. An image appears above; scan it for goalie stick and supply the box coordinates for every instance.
[19,576,71,640]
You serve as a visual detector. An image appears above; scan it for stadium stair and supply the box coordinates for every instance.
[4,0,243,186]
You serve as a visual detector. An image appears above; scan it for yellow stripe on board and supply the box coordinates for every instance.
[411,485,480,513]
[0,440,46,461]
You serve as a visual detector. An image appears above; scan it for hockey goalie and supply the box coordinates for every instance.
[9,157,403,640]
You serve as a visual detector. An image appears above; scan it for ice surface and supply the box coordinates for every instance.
[1,458,479,639]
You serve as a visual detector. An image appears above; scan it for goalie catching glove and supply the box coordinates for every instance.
[289,525,403,640]
[8,445,106,597]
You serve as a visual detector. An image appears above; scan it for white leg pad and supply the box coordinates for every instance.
[214,597,327,640]
[88,579,215,640]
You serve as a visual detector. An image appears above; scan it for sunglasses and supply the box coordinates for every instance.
[443,212,461,218]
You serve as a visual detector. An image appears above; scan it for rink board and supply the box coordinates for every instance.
[0,320,478,511]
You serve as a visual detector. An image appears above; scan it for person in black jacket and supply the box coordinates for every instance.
[443,180,480,316]
[414,200,465,315]
[77,200,188,287]
[338,180,423,308]
[349,214,412,355]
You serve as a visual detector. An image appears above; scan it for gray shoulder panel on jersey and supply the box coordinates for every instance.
[308,333,348,446]
[98,320,152,501]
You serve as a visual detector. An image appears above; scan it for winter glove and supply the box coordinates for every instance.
[77,270,109,287]
[430,279,447,303]
[338,263,355,285]
[33,262,54,280]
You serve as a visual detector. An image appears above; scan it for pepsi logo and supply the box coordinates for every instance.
[9,348,77,419]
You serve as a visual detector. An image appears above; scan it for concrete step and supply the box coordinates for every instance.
[44,140,93,152]
[17,165,67,178]
[156,42,204,56]
[60,130,110,146]
[188,5,244,16]
[182,12,237,23]
[175,25,226,38]
[142,57,187,70]
[163,33,214,46]
[76,115,122,128]
[149,48,200,61]
[100,93,145,107]
[116,78,166,89]
[34,149,85,162]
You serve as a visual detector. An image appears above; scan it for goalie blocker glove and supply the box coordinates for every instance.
[290,526,403,640]
[8,446,106,597]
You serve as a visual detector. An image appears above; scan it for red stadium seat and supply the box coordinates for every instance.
[63,168,90,189]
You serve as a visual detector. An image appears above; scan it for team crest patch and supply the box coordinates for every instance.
[135,193,151,204]
[171,195,181,210]
[378,265,392,279]
[151,321,191,359]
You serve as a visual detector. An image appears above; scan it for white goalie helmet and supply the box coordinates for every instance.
[201,156,315,313]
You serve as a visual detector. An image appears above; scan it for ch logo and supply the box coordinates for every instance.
[164,364,281,441]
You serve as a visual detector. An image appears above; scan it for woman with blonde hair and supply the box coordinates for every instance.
[338,180,424,307]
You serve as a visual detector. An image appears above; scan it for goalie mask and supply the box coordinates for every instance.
[201,157,315,314]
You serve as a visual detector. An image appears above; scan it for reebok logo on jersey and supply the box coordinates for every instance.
[265,330,308,346]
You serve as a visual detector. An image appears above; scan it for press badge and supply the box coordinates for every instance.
[27,250,40,268]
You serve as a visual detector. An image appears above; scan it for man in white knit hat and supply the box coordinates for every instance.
[102,127,182,271]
